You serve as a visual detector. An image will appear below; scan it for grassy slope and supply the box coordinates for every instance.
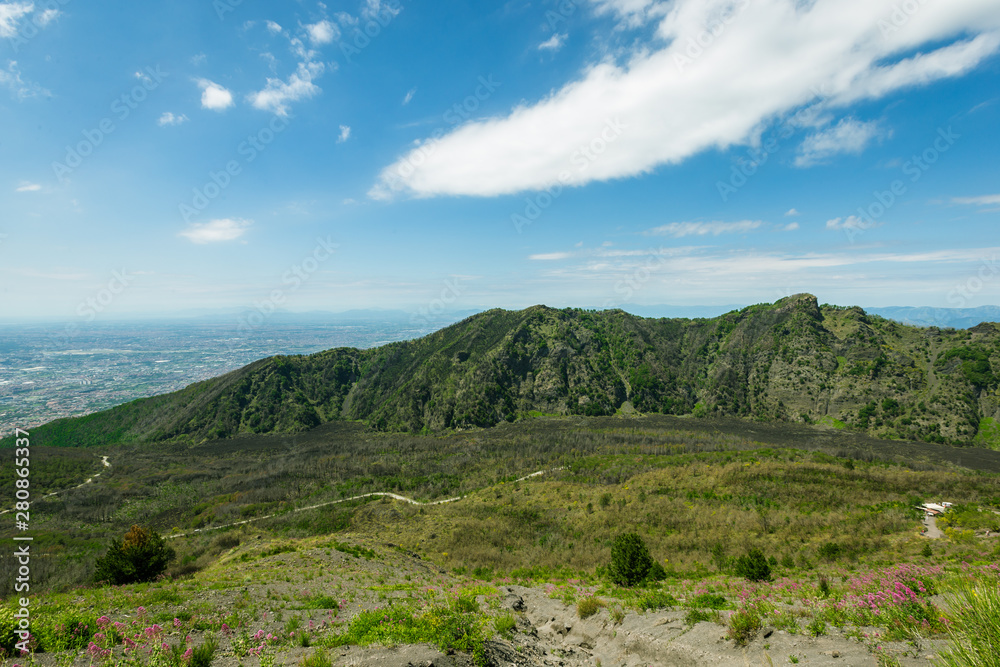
[9,294,1000,449]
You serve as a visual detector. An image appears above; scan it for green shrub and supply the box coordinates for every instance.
[685,608,720,625]
[0,606,18,656]
[577,597,604,619]
[609,532,653,587]
[807,617,826,637]
[936,582,1000,666]
[94,525,175,585]
[493,613,516,637]
[190,638,218,667]
[645,561,666,583]
[636,590,676,611]
[728,609,762,646]
[690,593,728,610]
[733,548,772,582]
[300,648,330,667]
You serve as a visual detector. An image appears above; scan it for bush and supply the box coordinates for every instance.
[685,608,720,625]
[937,582,1000,667]
[0,606,18,656]
[646,561,667,583]
[733,548,772,582]
[609,532,653,587]
[690,593,728,610]
[636,590,676,611]
[577,597,604,619]
[728,609,762,646]
[94,525,175,585]
[190,638,218,667]
[493,613,516,637]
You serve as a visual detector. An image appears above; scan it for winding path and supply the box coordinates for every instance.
[1,454,111,515]
[165,467,565,540]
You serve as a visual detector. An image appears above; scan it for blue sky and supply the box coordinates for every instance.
[2,0,1000,321]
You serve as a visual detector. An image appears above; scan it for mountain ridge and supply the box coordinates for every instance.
[10,294,1000,450]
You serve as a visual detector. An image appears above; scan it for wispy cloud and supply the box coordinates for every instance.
[157,112,189,126]
[371,0,1000,199]
[402,88,416,105]
[197,79,234,111]
[266,20,283,34]
[529,252,572,261]
[785,208,800,216]
[15,181,40,192]
[0,2,32,38]
[337,125,351,143]
[538,33,567,52]
[179,218,252,244]
[795,118,880,167]
[248,61,323,116]
[0,61,49,100]
[645,220,762,238]
[35,7,58,27]
[952,194,1000,206]
[826,216,870,231]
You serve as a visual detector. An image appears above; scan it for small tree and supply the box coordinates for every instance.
[734,547,772,582]
[95,525,175,585]
[609,532,653,587]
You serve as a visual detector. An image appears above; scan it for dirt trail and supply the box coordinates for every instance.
[0,453,110,514]
[166,467,566,539]
[922,514,944,539]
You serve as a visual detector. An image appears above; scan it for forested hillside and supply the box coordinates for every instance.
[10,294,1000,449]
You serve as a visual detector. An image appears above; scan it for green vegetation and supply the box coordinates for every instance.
[577,596,604,618]
[733,548,772,582]
[9,295,1000,450]
[94,525,175,586]
[937,582,1000,667]
[728,609,762,646]
[609,533,654,587]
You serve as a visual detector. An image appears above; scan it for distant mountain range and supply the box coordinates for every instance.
[11,294,1000,452]
[863,306,1000,330]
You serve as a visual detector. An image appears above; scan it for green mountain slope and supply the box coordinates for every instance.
[11,294,1000,449]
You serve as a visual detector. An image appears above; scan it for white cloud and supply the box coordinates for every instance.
[795,118,880,167]
[529,252,572,261]
[35,7,58,26]
[197,79,234,111]
[782,222,800,231]
[952,194,1000,206]
[158,112,189,126]
[539,33,567,52]
[646,220,762,238]
[0,2,32,38]
[371,0,1000,199]
[402,88,416,105]
[825,216,868,231]
[266,20,283,34]
[0,60,47,99]
[15,181,40,192]
[179,218,252,244]
[785,208,799,216]
[337,125,351,143]
[248,61,324,116]
[589,0,664,28]
[361,0,400,22]
[305,19,337,45]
